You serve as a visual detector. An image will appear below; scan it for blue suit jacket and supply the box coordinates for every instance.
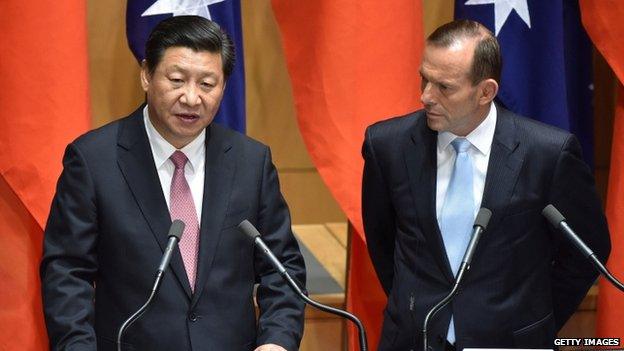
[41,107,306,350]
[362,106,610,351]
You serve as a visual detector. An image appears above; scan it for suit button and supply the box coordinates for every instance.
[437,335,444,344]
[189,313,198,322]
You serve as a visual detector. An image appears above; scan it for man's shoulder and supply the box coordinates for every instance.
[499,107,573,148]
[366,109,426,140]
[209,122,268,152]
[71,109,140,152]
[208,123,273,165]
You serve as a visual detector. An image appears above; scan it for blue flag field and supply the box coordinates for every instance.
[455,0,594,166]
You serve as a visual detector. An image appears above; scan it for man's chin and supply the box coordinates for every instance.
[425,116,446,132]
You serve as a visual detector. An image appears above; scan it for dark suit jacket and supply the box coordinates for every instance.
[362,106,610,351]
[41,107,306,351]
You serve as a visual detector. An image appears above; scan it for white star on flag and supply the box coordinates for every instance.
[465,0,531,36]
[141,0,225,20]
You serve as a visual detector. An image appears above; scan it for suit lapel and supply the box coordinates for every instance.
[116,108,193,299]
[481,108,523,231]
[404,114,455,283]
[191,124,235,308]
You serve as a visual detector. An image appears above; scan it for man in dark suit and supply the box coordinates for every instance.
[40,16,305,351]
[362,19,610,351]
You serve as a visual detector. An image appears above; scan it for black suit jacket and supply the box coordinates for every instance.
[362,106,610,351]
[41,107,306,351]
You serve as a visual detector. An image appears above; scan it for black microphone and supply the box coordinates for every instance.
[423,208,492,351]
[457,208,492,274]
[542,204,624,292]
[117,220,185,351]
[237,220,369,351]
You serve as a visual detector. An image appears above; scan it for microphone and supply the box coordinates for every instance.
[423,208,492,351]
[542,204,624,292]
[117,220,185,351]
[237,220,369,351]
[457,208,492,274]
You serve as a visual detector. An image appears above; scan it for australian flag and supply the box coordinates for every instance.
[455,0,594,166]
[126,0,246,133]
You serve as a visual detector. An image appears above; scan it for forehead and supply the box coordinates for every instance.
[157,46,223,75]
[420,41,474,81]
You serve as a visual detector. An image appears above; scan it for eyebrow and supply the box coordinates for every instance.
[419,70,455,87]
[167,65,219,78]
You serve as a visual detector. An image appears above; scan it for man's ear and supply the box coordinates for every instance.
[479,78,499,106]
[140,60,150,92]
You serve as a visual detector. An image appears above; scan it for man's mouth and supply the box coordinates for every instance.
[175,113,200,122]
[426,110,442,117]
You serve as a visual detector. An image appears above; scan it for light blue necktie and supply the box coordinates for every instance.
[439,138,475,344]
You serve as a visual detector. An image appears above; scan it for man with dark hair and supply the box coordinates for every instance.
[362,19,610,351]
[41,16,304,351]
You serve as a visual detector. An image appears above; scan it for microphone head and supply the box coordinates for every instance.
[238,219,261,240]
[474,208,492,229]
[542,204,566,227]
[168,220,185,240]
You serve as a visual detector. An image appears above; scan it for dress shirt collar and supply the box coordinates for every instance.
[143,106,206,172]
[437,103,497,155]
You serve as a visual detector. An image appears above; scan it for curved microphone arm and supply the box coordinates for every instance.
[423,208,491,351]
[544,204,624,292]
[116,220,185,351]
[282,271,368,351]
[422,260,466,351]
[589,254,624,292]
[238,220,368,351]
[117,288,159,351]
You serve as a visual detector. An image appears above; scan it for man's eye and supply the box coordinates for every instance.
[201,82,215,89]
[169,78,183,84]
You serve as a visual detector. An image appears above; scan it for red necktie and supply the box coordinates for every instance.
[169,151,200,291]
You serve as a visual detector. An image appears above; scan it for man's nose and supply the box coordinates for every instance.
[180,85,201,106]
[420,82,435,106]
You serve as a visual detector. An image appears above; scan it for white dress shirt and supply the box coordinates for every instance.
[436,103,497,222]
[143,106,205,223]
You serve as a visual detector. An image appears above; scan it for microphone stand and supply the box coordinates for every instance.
[422,264,466,351]
[588,252,624,292]
[238,220,368,351]
[116,286,160,351]
[280,268,369,351]
[543,204,624,292]
[117,220,185,351]
[423,208,491,351]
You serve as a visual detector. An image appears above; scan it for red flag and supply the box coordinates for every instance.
[0,1,90,348]
[580,0,624,338]
[346,227,388,349]
[595,85,624,337]
[271,1,424,348]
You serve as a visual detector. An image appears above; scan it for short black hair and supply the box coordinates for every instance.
[144,15,235,79]
[427,19,501,85]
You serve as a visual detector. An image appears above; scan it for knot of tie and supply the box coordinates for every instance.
[170,150,188,170]
[451,138,471,154]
